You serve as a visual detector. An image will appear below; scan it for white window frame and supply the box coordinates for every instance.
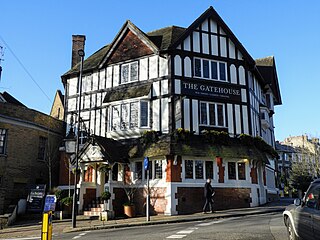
[226,160,248,181]
[120,61,139,84]
[183,159,215,181]
[199,101,226,128]
[133,159,165,181]
[110,100,149,131]
[194,57,227,82]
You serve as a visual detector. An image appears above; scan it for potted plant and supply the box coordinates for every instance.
[101,191,111,211]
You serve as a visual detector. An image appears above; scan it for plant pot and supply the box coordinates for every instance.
[123,205,135,218]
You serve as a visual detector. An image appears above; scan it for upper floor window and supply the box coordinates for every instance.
[194,58,227,81]
[111,101,149,131]
[121,61,138,84]
[200,102,225,128]
[38,136,47,160]
[0,129,7,154]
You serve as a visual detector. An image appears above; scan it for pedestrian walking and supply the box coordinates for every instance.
[203,178,215,213]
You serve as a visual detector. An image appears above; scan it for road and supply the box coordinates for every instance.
[51,212,288,240]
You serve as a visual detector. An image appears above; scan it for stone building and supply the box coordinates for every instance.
[277,135,320,181]
[0,92,65,214]
[61,6,282,216]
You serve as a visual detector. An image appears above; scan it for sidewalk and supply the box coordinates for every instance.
[0,199,292,239]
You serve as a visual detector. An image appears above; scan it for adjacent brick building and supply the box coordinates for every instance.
[0,92,65,214]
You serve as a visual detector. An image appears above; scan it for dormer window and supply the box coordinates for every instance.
[120,61,138,84]
[194,58,227,82]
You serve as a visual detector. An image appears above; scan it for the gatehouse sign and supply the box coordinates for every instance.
[181,80,242,101]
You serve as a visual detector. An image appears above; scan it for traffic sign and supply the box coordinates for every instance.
[144,157,149,170]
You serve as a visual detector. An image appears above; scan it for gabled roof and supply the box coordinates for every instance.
[256,56,282,105]
[76,135,129,165]
[61,25,186,79]
[169,6,256,67]
[0,91,25,107]
[99,20,160,68]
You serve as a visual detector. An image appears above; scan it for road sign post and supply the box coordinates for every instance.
[144,157,150,222]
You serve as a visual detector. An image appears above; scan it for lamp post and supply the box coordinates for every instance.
[71,49,85,228]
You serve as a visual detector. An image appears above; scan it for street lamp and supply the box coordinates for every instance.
[70,49,85,228]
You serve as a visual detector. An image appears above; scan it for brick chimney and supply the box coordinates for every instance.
[71,35,86,68]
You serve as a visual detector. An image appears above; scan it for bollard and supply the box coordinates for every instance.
[41,211,52,240]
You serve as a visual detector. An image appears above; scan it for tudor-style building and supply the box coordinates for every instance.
[61,6,282,216]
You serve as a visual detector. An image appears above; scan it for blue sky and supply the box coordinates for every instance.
[0,0,319,141]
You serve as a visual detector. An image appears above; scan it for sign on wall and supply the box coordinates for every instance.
[181,80,242,102]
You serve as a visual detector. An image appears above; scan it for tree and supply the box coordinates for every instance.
[289,158,314,194]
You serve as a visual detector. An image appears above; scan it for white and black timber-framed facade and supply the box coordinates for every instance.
[61,6,282,216]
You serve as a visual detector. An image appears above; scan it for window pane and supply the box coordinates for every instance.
[211,61,218,79]
[130,102,139,129]
[195,59,202,77]
[209,104,216,126]
[219,62,226,81]
[205,161,214,179]
[200,102,207,125]
[228,162,236,180]
[38,137,47,160]
[121,65,129,83]
[121,104,129,130]
[0,129,7,154]
[185,160,193,179]
[155,160,163,179]
[135,162,142,180]
[112,105,120,131]
[203,60,210,78]
[140,101,149,127]
[238,162,246,180]
[195,160,204,179]
[217,104,224,126]
[130,62,138,82]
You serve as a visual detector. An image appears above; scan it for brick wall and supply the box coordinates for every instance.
[176,187,251,214]
[0,102,65,214]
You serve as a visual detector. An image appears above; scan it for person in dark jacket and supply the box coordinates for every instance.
[203,178,215,213]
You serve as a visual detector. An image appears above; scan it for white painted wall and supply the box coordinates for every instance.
[183,98,190,130]
[161,98,169,133]
[192,99,199,134]
[140,58,148,81]
[153,99,160,131]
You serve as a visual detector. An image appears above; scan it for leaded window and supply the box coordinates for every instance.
[195,160,204,179]
[0,129,7,154]
[111,101,149,131]
[121,61,139,84]
[185,160,193,179]
[199,102,225,128]
[205,161,214,179]
[154,160,163,179]
[38,136,47,160]
[228,162,236,180]
[194,58,227,81]
[140,101,149,127]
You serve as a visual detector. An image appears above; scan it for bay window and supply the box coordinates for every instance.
[121,61,138,84]
[200,102,225,127]
[194,58,227,81]
[111,101,149,131]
